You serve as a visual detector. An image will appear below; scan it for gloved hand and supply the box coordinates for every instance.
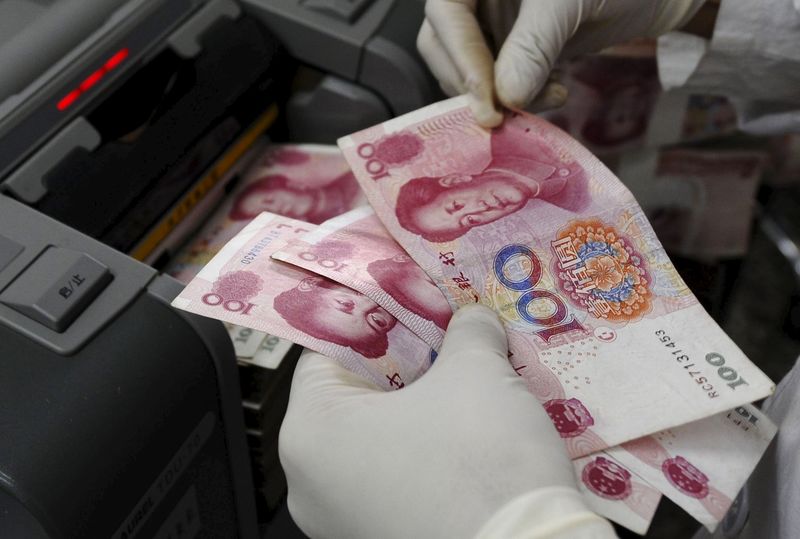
[418,0,706,127]
[279,304,615,539]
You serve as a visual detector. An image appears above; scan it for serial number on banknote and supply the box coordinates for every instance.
[655,330,751,399]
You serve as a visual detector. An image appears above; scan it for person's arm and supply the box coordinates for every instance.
[279,305,617,538]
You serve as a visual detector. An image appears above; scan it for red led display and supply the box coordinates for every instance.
[57,48,129,111]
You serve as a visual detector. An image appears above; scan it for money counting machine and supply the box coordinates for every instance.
[0,0,436,536]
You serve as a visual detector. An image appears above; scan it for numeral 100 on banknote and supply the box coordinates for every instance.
[495,244,584,342]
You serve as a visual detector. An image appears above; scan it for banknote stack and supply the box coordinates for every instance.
[172,97,778,535]
[166,143,368,515]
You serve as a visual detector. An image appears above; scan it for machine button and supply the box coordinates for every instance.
[0,235,23,273]
[301,0,373,23]
[0,247,113,332]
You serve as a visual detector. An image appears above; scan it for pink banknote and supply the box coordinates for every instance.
[608,404,776,531]
[573,454,661,535]
[174,213,658,535]
[171,213,434,391]
[272,207,451,350]
[273,198,775,531]
[338,96,775,455]
[168,144,367,283]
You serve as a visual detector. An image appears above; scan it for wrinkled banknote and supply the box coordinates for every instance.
[167,144,367,367]
[274,204,775,532]
[168,144,367,283]
[609,404,776,530]
[273,207,450,350]
[175,211,660,534]
[170,100,776,534]
[172,212,434,391]
[338,96,775,455]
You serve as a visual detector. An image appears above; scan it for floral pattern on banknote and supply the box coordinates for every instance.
[552,220,652,322]
[582,456,633,500]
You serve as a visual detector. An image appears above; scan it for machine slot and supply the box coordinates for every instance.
[28,14,291,256]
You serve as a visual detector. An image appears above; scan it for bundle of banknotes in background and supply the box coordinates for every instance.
[171,96,781,535]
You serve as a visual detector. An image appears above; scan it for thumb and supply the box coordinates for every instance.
[495,0,582,109]
[432,304,510,373]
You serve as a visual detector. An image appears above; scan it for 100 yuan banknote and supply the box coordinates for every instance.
[273,207,451,350]
[271,207,664,532]
[172,212,434,391]
[168,144,367,283]
[609,404,776,530]
[175,211,661,534]
[273,204,776,530]
[338,96,775,454]
[166,144,367,369]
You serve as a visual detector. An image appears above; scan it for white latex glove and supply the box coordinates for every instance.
[279,304,616,539]
[418,0,706,127]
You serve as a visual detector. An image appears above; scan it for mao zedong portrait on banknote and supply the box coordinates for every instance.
[273,276,397,358]
[228,146,362,225]
[306,235,453,332]
[364,254,452,331]
[392,122,589,242]
[339,96,775,453]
